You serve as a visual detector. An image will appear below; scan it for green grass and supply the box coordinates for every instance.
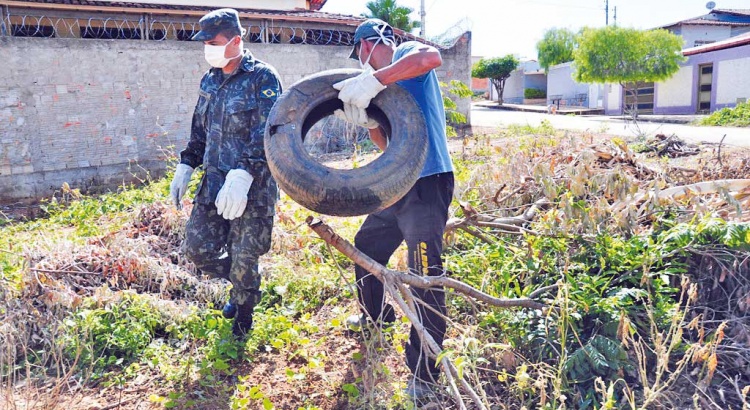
[3,128,750,409]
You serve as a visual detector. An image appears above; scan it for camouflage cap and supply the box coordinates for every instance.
[192,8,244,41]
[349,18,395,59]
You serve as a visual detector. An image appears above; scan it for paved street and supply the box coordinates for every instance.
[470,105,750,147]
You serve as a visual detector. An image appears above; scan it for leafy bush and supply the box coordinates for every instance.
[524,88,547,99]
[62,292,168,373]
[699,100,750,127]
[442,80,473,136]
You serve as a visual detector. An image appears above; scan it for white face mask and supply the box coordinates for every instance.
[358,38,380,71]
[204,37,241,68]
[358,27,394,71]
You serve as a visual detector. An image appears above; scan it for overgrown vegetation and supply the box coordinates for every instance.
[699,100,750,127]
[1,125,749,409]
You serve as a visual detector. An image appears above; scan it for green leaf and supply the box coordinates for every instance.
[213,359,229,371]
[342,383,360,398]
[249,386,264,400]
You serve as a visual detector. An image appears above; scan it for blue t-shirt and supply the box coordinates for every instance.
[392,41,454,178]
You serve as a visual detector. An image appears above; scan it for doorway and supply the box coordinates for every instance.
[697,64,713,114]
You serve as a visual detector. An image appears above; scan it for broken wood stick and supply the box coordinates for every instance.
[306,216,550,310]
[306,215,555,409]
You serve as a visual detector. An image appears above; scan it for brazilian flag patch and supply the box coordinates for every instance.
[261,88,278,99]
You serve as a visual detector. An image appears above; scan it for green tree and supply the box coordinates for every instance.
[536,28,576,72]
[573,26,684,117]
[362,0,420,32]
[471,55,519,105]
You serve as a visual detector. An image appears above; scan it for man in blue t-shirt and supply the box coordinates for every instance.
[333,18,455,401]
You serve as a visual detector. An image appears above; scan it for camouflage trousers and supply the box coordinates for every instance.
[183,201,274,307]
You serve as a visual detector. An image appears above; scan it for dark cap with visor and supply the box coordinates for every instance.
[192,8,244,41]
[349,18,395,59]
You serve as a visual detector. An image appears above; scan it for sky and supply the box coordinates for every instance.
[321,0,750,60]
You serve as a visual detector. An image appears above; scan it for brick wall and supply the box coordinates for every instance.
[0,34,471,203]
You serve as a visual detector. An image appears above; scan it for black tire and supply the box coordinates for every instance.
[264,68,428,217]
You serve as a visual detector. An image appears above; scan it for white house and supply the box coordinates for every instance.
[604,32,750,115]
[661,8,750,48]
[488,60,547,104]
[546,62,603,109]
[602,8,750,115]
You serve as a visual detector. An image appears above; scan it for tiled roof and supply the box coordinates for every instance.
[661,8,750,28]
[5,0,358,24]
[675,18,750,26]
[719,9,750,16]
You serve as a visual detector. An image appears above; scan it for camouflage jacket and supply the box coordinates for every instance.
[180,50,282,215]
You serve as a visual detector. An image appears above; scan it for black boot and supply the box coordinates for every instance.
[232,316,253,338]
[231,302,255,338]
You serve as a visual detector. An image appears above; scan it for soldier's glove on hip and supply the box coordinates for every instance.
[333,71,386,127]
[215,169,254,220]
[334,109,379,129]
[169,163,194,209]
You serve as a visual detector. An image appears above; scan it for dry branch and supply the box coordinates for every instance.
[446,199,550,239]
[305,216,554,408]
[612,179,750,215]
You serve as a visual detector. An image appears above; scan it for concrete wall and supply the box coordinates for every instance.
[680,25,732,48]
[488,60,542,103]
[604,83,622,115]
[655,66,694,110]
[547,62,589,103]
[731,26,750,38]
[650,43,750,114]
[437,32,473,123]
[524,74,546,93]
[502,69,525,103]
[716,55,750,106]
[0,33,471,203]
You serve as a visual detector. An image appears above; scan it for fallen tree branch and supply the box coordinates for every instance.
[305,216,553,409]
[612,179,750,214]
[306,217,549,310]
[446,199,550,238]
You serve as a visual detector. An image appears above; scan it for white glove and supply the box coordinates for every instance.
[169,163,194,209]
[334,109,379,129]
[215,169,254,220]
[333,71,386,125]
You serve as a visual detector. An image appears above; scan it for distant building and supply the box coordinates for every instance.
[470,56,489,96]
[605,32,750,115]
[602,9,750,115]
[488,60,547,104]
[661,8,750,48]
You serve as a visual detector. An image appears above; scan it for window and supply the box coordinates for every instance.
[694,40,715,47]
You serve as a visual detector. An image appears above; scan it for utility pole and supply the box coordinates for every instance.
[614,6,617,26]
[605,0,609,26]
[420,0,426,37]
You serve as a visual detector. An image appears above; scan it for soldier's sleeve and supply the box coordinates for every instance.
[179,75,210,169]
[236,67,282,177]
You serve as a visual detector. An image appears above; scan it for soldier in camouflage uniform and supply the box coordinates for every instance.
[169,8,282,337]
